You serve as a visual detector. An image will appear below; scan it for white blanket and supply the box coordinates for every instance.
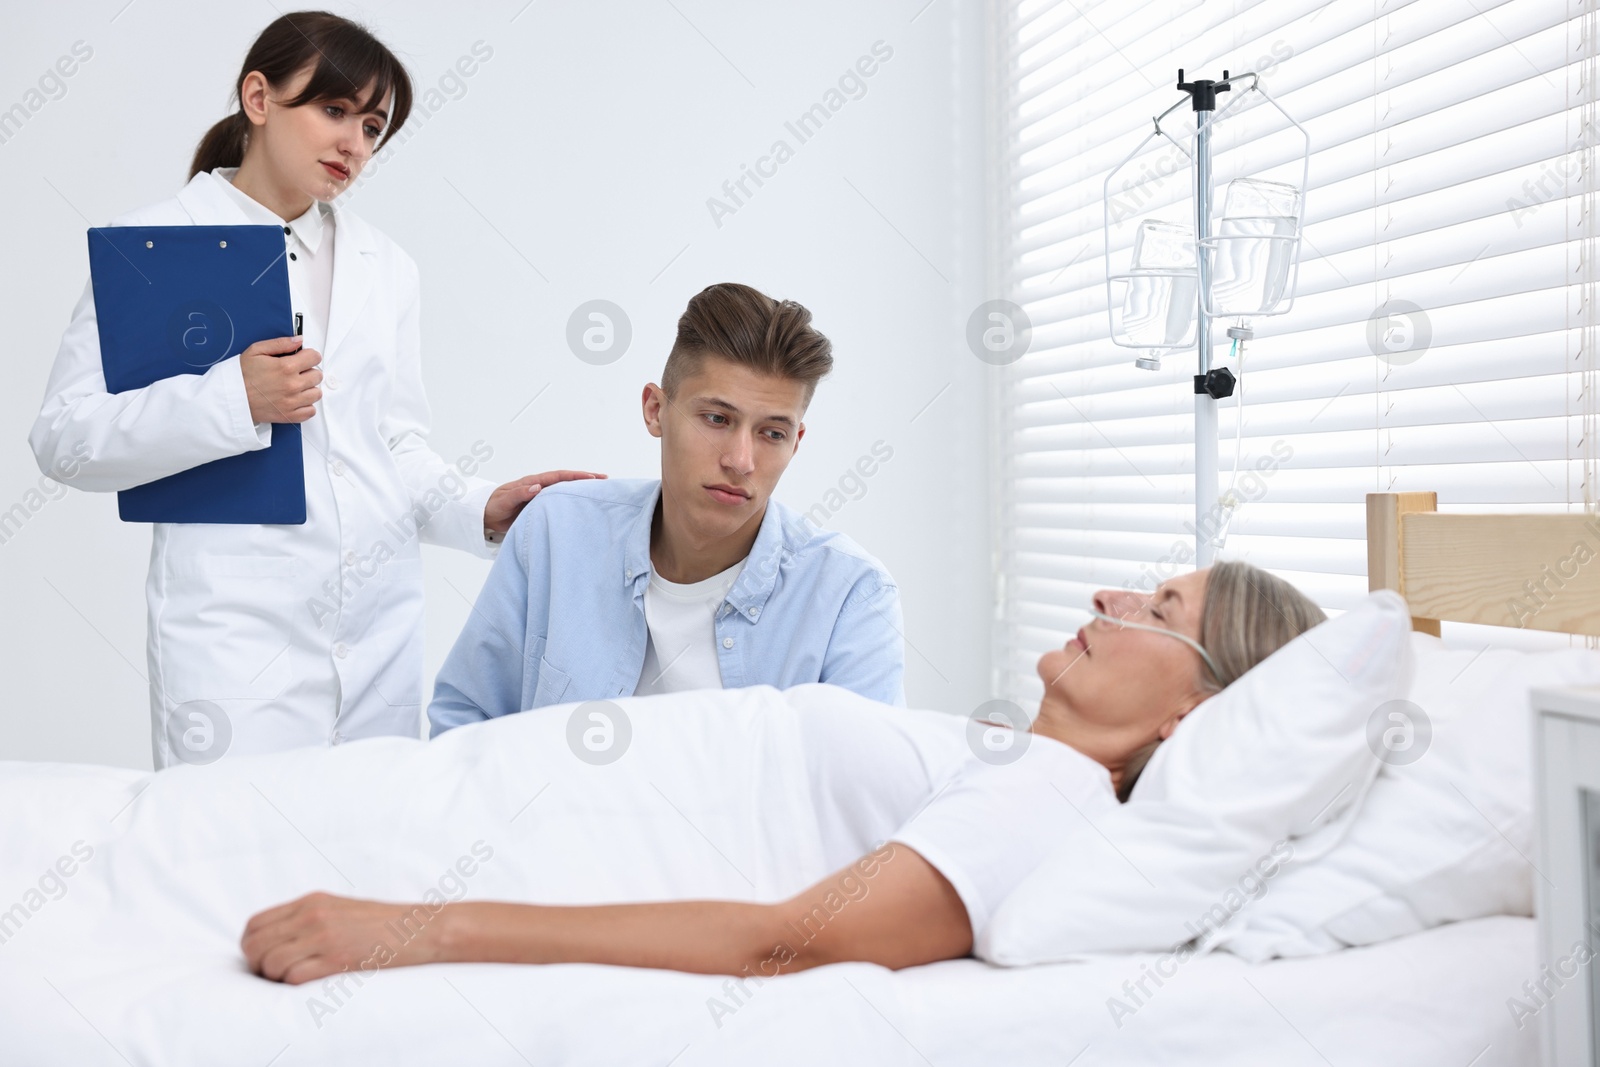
[0,686,1539,1065]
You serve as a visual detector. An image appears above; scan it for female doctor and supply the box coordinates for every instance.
[29,12,601,768]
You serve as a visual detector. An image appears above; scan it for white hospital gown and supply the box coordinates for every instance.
[783,683,1119,939]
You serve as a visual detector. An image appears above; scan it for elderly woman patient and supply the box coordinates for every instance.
[241,561,1324,984]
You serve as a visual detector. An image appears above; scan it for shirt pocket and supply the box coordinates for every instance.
[532,651,572,708]
[156,554,300,704]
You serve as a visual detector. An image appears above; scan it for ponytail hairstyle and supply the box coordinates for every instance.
[189,11,413,179]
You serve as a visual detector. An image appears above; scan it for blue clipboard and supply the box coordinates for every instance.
[88,224,306,524]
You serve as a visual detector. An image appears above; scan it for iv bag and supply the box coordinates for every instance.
[1206,178,1300,317]
[1115,220,1198,349]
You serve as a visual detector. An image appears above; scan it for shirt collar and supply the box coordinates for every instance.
[624,482,788,618]
[210,167,329,254]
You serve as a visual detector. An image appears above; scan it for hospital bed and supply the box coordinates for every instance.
[0,491,1589,1066]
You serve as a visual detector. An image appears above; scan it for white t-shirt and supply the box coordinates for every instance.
[781,683,1119,941]
[633,558,746,696]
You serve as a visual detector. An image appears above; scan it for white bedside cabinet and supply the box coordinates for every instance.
[1534,685,1600,1067]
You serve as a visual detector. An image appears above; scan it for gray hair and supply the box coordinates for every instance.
[1117,560,1328,802]
[1195,560,1328,693]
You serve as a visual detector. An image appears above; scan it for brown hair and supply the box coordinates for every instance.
[189,11,413,179]
[1116,560,1328,802]
[660,283,834,407]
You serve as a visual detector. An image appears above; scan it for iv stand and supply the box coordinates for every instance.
[1104,69,1308,568]
[1180,69,1229,569]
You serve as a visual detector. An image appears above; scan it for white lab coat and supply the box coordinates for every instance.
[29,170,500,768]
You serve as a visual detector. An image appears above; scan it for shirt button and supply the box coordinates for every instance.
[747,607,759,618]
[722,637,735,649]
[625,570,632,580]
[330,459,346,476]
[344,551,357,566]
[289,252,298,261]
[333,642,350,659]
[325,374,340,390]
[330,730,343,744]
[283,225,292,235]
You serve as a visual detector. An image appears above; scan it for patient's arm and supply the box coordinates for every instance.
[241,842,971,985]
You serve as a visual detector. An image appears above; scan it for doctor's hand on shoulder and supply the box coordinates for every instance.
[484,470,607,539]
[241,336,323,424]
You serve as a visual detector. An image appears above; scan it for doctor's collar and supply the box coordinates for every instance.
[209,167,330,254]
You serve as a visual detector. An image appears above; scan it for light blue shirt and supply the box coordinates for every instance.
[427,478,905,736]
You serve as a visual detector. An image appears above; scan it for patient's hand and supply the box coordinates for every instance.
[485,469,607,538]
[241,891,449,985]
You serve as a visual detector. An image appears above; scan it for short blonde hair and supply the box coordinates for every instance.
[1117,560,1327,801]
[1196,560,1328,694]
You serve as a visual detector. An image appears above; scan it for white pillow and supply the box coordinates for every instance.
[977,589,1412,964]
[1210,632,1600,962]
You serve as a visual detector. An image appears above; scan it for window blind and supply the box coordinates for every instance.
[991,0,1600,706]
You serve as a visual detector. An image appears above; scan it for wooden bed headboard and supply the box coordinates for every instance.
[1366,492,1600,638]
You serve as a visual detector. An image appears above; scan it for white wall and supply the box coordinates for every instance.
[0,0,991,768]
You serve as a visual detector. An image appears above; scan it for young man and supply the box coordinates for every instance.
[427,283,904,736]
